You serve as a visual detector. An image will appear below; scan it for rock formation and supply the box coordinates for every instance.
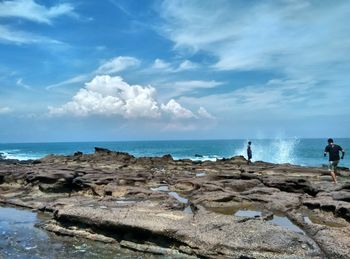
[0,148,349,258]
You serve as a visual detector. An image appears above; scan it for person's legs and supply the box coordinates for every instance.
[329,161,338,184]
[247,156,252,165]
[330,170,337,184]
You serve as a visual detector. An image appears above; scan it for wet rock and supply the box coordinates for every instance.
[0,150,349,258]
[52,204,322,258]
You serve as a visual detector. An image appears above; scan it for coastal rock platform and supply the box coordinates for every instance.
[0,148,349,258]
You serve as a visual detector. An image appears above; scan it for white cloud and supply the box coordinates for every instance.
[158,80,223,99]
[176,60,199,71]
[0,24,62,45]
[159,0,350,77]
[197,107,214,119]
[49,75,210,121]
[152,58,172,70]
[179,77,349,119]
[16,78,31,89]
[95,56,140,74]
[45,74,90,90]
[158,0,350,122]
[46,56,140,90]
[0,106,11,114]
[150,58,199,72]
[49,75,160,118]
[169,80,222,90]
[161,99,195,119]
[0,0,75,24]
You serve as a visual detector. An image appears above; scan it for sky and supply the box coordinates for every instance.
[0,0,349,142]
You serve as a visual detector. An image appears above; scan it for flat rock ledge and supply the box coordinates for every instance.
[1,148,350,258]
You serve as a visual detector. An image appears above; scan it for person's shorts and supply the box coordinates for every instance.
[328,160,339,171]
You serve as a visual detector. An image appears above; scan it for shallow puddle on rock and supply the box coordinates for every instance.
[150,185,169,192]
[234,209,305,234]
[183,206,193,214]
[207,203,305,234]
[169,192,188,204]
[195,172,206,177]
[206,202,258,215]
[150,185,188,204]
[235,210,261,217]
[269,215,305,234]
[115,200,137,204]
[0,206,162,258]
[302,209,349,228]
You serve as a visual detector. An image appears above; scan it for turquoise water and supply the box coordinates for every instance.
[0,138,349,168]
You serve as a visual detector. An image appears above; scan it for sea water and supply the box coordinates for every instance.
[0,138,349,168]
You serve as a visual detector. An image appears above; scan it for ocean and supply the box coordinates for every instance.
[0,138,349,168]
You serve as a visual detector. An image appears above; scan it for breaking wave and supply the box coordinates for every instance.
[0,149,43,161]
[234,138,300,164]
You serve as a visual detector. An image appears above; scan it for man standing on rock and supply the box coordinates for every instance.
[247,141,252,165]
[324,138,345,184]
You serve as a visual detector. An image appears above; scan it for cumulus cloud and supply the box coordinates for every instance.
[49,75,212,120]
[161,99,195,119]
[0,0,75,24]
[49,75,160,118]
[95,56,140,74]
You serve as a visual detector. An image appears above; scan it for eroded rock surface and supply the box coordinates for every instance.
[1,148,349,258]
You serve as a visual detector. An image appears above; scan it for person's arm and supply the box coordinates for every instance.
[341,147,345,159]
[324,146,329,157]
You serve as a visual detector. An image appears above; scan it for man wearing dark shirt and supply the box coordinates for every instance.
[324,138,345,183]
[247,141,252,165]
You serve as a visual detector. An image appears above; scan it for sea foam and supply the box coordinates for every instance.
[234,138,300,165]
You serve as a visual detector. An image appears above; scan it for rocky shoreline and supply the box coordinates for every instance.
[0,148,349,258]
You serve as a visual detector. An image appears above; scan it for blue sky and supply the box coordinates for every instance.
[0,0,349,142]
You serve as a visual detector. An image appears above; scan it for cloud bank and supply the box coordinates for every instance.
[49,75,214,120]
